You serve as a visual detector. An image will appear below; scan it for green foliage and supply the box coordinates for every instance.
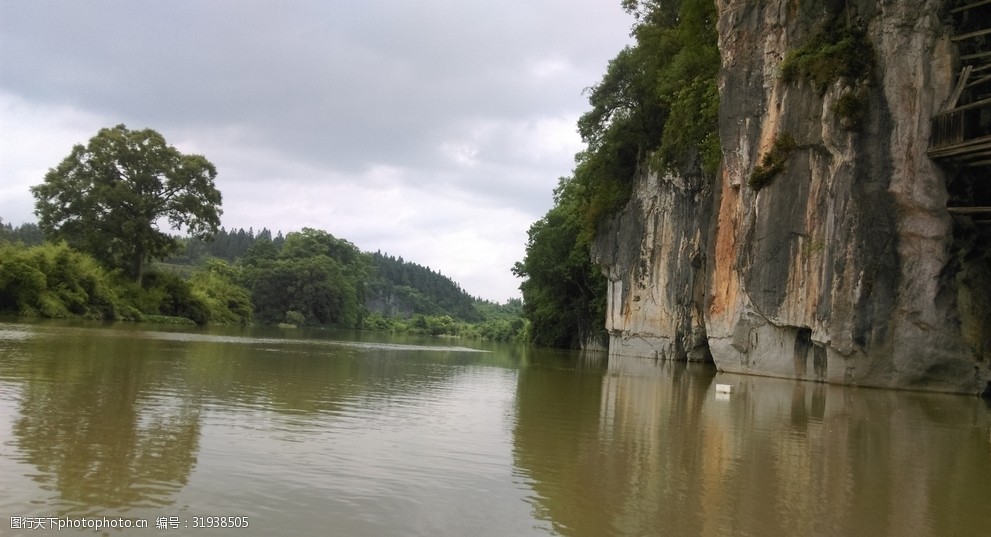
[514,177,607,348]
[127,271,210,324]
[0,221,46,246]
[658,75,721,174]
[573,0,720,236]
[0,248,47,315]
[0,223,519,336]
[647,0,721,173]
[188,260,253,325]
[141,314,197,326]
[282,310,306,326]
[779,25,873,92]
[748,133,797,192]
[31,124,222,283]
[0,242,123,320]
[168,227,284,265]
[243,228,368,327]
[367,251,483,322]
[516,1,722,351]
[833,89,867,130]
[238,235,280,266]
[360,311,526,342]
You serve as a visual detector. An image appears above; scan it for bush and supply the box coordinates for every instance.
[142,314,197,325]
[780,27,873,92]
[132,271,209,325]
[188,260,253,325]
[0,242,122,320]
[748,133,797,192]
[833,89,867,130]
[283,310,306,326]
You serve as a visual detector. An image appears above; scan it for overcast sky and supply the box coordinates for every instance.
[0,0,633,302]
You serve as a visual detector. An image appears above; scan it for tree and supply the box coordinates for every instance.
[241,228,370,327]
[31,124,222,283]
[513,177,607,348]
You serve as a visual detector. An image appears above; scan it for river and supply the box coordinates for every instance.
[0,321,988,536]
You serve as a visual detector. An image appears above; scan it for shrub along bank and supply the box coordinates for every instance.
[0,237,524,341]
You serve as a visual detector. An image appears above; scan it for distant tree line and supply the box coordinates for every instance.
[0,220,45,246]
[165,229,502,326]
[2,216,523,339]
[168,227,286,264]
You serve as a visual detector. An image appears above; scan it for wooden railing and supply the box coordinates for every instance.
[928,98,991,165]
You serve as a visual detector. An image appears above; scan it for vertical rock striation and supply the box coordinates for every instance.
[592,166,714,363]
[594,0,990,393]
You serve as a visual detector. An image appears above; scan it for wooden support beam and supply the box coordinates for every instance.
[962,51,991,62]
[942,94,991,113]
[948,207,991,215]
[946,65,973,110]
[952,26,991,41]
[928,132,991,150]
[928,135,991,158]
[951,0,991,13]
[929,148,991,161]
[950,0,991,13]
[966,73,991,88]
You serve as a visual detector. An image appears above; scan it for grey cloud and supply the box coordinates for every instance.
[0,0,633,300]
[2,0,627,172]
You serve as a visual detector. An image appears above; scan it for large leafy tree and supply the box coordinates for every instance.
[31,125,222,283]
[242,228,370,327]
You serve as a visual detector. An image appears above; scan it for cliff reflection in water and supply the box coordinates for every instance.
[513,353,991,537]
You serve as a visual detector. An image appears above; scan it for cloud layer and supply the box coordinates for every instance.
[0,0,632,301]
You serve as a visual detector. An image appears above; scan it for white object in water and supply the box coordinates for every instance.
[715,384,733,394]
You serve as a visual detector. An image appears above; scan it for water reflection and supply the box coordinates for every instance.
[3,327,200,513]
[514,353,991,537]
[0,321,540,536]
[1,323,497,515]
[2,322,989,536]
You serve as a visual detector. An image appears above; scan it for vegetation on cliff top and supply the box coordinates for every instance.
[576,0,720,232]
[515,0,720,348]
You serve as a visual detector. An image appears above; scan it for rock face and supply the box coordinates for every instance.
[592,167,713,363]
[594,0,991,393]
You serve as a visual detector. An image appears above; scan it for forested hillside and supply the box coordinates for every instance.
[366,252,483,322]
[168,229,490,324]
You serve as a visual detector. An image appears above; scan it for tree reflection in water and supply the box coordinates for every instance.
[9,329,200,512]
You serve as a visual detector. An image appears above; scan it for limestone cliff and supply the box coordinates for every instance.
[594,0,991,393]
[592,166,713,363]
